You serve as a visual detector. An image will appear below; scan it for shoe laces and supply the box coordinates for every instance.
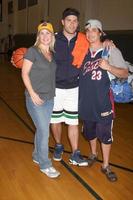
[48,167,57,172]
[55,144,63,152]
[74,150,84,160]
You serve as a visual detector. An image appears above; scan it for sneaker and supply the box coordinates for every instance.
[69,150,88,166]
[88,154,97,167]
[33,159,39,164]
[53,144,64,161]
[101,165,117,182]
[40,167,60,178]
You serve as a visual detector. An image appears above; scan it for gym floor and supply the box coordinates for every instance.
[0,58,132,200]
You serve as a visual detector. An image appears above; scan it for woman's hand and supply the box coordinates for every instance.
[11,51,17,67]
[30,91,44,106]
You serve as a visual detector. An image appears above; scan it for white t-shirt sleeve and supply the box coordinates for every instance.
[108,47,127,80]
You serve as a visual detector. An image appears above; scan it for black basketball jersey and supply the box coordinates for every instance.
[79,49,114,122]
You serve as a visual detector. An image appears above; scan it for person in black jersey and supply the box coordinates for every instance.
[79,19,128,182]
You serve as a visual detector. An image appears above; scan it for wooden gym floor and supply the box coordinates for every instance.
[0,58,133,200]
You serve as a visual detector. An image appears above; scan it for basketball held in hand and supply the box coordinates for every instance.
[11,47,27,69]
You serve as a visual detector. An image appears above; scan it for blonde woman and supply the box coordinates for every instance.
[22,22,60,178]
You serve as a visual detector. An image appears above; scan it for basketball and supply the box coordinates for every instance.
[11,47,27,69]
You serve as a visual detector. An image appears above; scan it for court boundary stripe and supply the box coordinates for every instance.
[0,96,133,176]
[0,96,103,199]
[0,95,34,133]
[0,96,133,174]
[60,149,133,173]
[0,135,33,145]
[60,159,103,200]
[0,135,133,173]
[0,136,103,200]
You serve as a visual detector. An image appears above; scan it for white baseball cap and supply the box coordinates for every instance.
[85,19,106,35]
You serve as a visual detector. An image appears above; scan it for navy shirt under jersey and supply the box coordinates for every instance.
[54,32,80,89]
[79,49,113,122]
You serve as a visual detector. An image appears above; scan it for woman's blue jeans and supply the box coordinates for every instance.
[26,96,54,169]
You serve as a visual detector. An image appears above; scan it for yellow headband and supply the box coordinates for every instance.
[37,22,54,33]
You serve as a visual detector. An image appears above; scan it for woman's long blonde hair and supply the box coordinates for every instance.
[34,30,55,52]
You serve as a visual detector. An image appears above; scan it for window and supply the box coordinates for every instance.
[8,1,13,14]
[18,0,26,10]
[18,0,38,10]
[0,0,2,21]
[28,0,38,7]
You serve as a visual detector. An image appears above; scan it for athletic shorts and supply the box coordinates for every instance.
[83,120,113,144]
[50,87,79,125]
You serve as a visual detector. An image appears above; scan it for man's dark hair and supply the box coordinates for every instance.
[62,8,80,19]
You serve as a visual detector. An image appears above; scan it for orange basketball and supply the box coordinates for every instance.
[11,47,27,69]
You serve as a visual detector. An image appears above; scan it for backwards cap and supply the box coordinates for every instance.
[37,22,54,33]
[85,19,106,35]
[62,8,80,19]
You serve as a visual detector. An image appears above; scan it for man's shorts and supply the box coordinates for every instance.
[51,87,79,125]
[83,120,113,144]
